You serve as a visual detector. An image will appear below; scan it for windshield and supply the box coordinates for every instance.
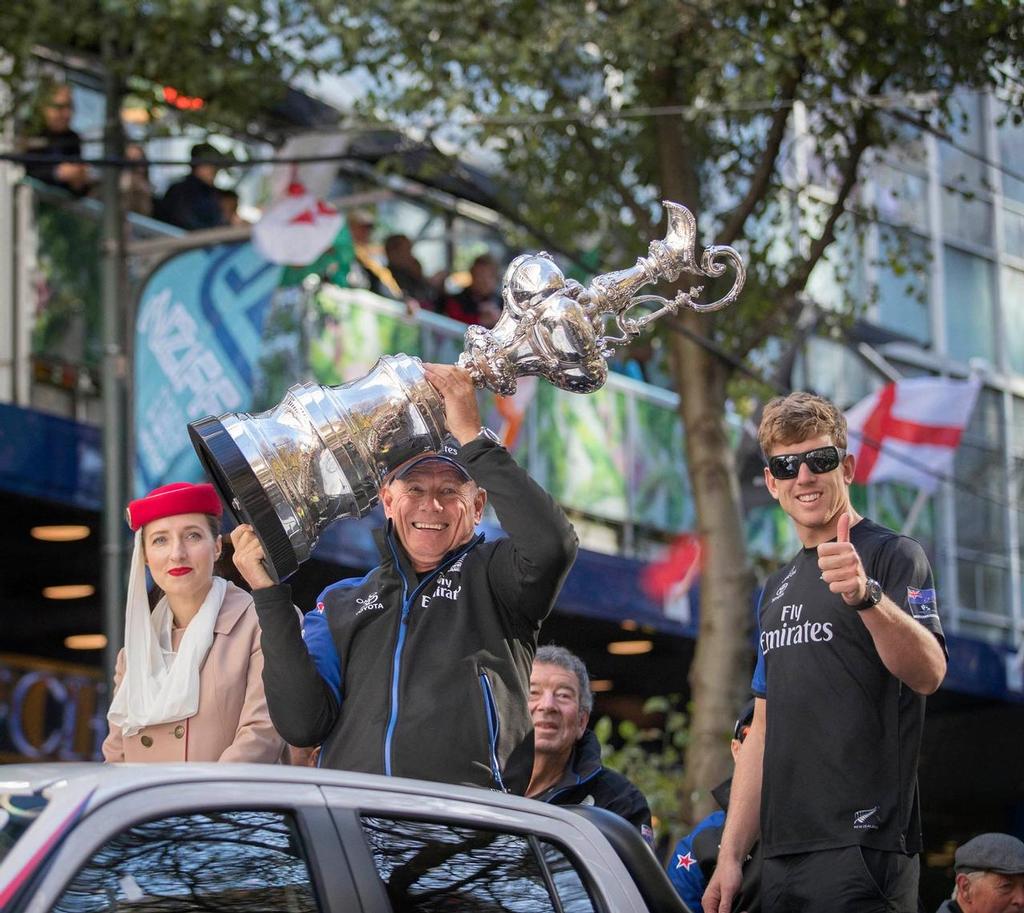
[0,791,49,867]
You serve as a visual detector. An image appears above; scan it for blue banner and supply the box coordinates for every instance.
[133,243,281,495]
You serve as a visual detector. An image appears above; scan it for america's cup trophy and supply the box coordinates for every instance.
[188,201,745,581]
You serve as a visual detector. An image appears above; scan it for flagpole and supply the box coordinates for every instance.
[900,489,929,538]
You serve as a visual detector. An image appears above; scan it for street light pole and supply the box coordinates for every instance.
[99,36,127,689]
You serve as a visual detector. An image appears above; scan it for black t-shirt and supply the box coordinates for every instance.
[750,517,945,858]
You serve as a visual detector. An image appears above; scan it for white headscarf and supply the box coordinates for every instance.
[107,528,225,737]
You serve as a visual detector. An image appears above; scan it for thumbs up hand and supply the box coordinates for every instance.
[817,511,868,606]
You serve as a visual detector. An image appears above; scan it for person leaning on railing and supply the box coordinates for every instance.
[20,79,93,197]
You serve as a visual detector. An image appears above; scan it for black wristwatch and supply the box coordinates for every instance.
[854,578,883,612]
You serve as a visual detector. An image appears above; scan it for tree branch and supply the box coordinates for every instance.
[717,58,807,247]
[735,109,874,358]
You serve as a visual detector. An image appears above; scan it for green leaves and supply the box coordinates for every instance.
[594,695,691,847]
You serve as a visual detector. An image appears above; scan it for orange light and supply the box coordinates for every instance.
[65,634,108,651]
[162,85,205,111]
[590,679,614,692]
[607,640,653,656]
[620,619,639,631]
[43,584,95,600]
[31,525,91,542]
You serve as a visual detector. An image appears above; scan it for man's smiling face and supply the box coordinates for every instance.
[764,433,854,547]
[381,465,486,572]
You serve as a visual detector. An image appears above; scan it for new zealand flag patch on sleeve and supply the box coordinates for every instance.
[906,587,938,620]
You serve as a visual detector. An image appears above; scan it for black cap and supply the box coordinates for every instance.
[955,833,1024,875]
[733,699,756,742]
[190,142,233,164]
[387,437,471,484]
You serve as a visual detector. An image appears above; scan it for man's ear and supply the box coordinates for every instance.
[473,486,487,523]
[843,450,856,484]
[577,709,590,739]
[380,483,396,520]
[764,465,780,501]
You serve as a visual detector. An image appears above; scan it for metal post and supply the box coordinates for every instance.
[100,49,127,687]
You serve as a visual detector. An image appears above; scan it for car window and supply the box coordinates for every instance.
[539,841,598,913]
[51,809,322,913]
[359,815,597,913]
[0,791,48,867]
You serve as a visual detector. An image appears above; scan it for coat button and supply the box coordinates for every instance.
[140,735,153,748]
[174,725,185,739]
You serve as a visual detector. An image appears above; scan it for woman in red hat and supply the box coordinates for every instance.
[102,482,286,763]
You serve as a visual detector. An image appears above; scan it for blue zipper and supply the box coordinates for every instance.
[382,531,482,776]
[547,766,601,803]
[478,671,508,792]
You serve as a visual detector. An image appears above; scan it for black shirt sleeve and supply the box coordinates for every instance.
[458,437,578,626]
[870,533,946,655]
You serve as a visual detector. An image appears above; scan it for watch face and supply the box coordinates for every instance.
[867,579,882,605]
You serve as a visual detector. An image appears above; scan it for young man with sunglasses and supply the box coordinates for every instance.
[704,392,947,913]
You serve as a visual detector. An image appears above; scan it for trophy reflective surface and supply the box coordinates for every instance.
[189,201,745,581]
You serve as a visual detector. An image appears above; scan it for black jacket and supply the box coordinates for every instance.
[156,173,225,230]
[533,729,652,838]
[254,437,578,793]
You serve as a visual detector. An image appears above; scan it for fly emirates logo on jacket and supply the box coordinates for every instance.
[760,602,835,656]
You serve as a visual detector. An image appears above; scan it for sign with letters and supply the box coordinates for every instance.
[133,243,281,495]
[0,654,107,762]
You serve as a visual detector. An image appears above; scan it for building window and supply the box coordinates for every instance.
[996,98,1024,206]
[1003,206,1024,261]
[1004,267,1024,373]
[876,228,931,343]
[52,810,321,912]
[953,387,1007,558]
[943,246,997,365]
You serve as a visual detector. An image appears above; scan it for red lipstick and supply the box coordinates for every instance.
[168,567,192,577]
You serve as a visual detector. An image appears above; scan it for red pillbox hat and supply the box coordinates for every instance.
[126,482,223,531]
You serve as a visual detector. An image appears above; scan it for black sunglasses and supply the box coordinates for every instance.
[767,445,846,480]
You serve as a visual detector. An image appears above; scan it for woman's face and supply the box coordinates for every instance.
[142,513,221,602]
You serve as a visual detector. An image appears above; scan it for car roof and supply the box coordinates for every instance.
[1,761,589,819]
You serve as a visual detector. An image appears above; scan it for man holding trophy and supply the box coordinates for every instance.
[231,363,578,792]
[191,200,745,790]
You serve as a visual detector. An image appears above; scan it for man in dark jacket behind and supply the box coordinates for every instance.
[232,363,578,793]
[668,701,761,913]
[526,644,652,842]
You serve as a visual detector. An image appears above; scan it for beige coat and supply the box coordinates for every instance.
[102,581,285,763]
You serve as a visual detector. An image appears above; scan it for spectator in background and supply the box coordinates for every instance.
[385,232,447,307]
[346,208,402,299]
[155,142,229,230]
[936,833,1024,913]
[526,645,653,843]
[21,80,92,196]
[437,252,502,328]
[668,701,761,913]
[120,143,154,217]
[218,188,246,226]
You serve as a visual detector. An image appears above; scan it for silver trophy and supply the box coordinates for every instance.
[188,201,745,580]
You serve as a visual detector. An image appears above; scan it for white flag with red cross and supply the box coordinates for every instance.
[845,376,981,494]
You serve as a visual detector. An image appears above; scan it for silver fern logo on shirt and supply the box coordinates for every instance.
[853,806,880,830]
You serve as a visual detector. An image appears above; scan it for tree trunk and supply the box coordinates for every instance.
[651,62,757,826]
[671,324,757,824]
